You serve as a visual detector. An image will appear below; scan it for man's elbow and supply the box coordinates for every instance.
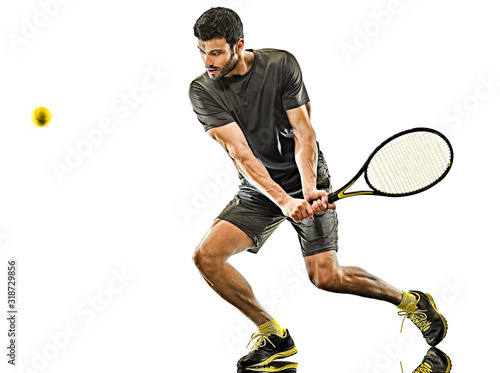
[228,147,253,166]
[296,126,316,143]
[222,141,251,164]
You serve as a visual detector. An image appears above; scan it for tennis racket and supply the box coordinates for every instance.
[326,127,453,203]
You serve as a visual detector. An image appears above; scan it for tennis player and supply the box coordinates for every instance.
[189,7,448,370]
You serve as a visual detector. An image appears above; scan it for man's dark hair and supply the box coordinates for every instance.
[193,7,244,49]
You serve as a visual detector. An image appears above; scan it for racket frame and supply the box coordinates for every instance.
[327,127,454,203]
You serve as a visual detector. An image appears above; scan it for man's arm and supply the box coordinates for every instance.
[208,122,315,222]
[287,103,336,212]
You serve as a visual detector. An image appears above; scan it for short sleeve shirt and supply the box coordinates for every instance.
[189,49,310,192]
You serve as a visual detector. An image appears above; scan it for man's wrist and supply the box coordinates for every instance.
[302,185,317,200]
[274,191,290,207]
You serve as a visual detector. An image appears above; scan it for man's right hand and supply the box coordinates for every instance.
[280,196,315,223]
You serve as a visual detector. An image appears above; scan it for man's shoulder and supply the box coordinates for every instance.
[190,72,210,89]
[254,49,302,73]
[255,48,292,62]
[189,72,219,99]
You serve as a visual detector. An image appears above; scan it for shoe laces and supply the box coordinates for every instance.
[398,305,432,333]
[412,362,433,373]
[246,332,276,351]
[400,361,433,373]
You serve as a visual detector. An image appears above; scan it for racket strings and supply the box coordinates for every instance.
[366,132,451,195]
[372,134,441,193]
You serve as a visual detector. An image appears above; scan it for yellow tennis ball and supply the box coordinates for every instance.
[32,107,52,127]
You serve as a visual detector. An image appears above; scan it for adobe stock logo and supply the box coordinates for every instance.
[339,0,416,63]
[215,0,244,7]
[7,0,71,54]
[51,64,169,182]
[179,161,237,223]
[15,268,133,373]
[0,232,7,246]
[442,74,500,129]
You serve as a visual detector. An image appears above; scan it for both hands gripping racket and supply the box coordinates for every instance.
[326,127,453,203]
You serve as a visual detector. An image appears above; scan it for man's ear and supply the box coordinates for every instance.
[235,38,244,54]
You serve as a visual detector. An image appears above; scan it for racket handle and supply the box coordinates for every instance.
[328,193,339,203]
[308,193,339,205]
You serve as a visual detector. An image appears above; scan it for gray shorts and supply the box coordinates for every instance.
[216,153,339,257]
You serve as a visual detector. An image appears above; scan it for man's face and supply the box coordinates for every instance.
[197,38,238,80]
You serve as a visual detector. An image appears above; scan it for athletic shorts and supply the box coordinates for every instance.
[216,152,339,257]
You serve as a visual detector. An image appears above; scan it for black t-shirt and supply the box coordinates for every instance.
[189,48,311,194]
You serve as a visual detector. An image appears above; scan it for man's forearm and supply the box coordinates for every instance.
[294,129,318,198]
[231,151,289,206]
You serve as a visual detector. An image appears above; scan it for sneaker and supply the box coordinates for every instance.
[398,290,448,346]
[238,360,298,372]
[237,329,297,369]
[408,347,452,373]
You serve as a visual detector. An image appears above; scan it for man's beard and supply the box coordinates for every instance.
[207,50,238,80]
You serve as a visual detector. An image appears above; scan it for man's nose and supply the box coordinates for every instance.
[204,54,213,67]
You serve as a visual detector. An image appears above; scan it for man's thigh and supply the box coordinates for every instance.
[289,209,339,257]
[196,218,256,259]
[215,194,285,254]
[303,249,341,279]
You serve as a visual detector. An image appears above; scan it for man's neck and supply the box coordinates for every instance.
[226,50,254,78]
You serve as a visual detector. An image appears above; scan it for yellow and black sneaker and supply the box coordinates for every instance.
[399,291,448,346]
[238,360,298,372]
[408,347,452,373]
[237,329,297,369]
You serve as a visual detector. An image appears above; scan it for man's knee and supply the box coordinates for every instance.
[192,246,204,269]
[193,219,254,275]
[305,250,344,291]
[308,266,344,291]
[193,245,215,274]
[192,241,231,278]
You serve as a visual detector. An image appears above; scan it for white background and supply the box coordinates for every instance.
[1,0,499,372]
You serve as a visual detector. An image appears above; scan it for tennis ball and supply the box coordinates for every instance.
[32,107,52,127]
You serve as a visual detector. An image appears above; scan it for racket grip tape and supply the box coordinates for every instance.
[328,193,339,203]
[308,193,339,205]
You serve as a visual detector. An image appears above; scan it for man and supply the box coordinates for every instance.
[189,7,448,370]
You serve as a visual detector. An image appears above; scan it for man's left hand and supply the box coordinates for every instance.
[305,189,336,214]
